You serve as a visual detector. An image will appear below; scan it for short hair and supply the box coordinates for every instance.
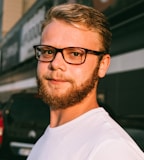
[42,3,112,53]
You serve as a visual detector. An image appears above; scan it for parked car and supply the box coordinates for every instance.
[1,93,50,159]
[0,103,4,148]
[115,115,144,151]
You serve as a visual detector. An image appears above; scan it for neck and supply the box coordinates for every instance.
[49,90,99,128]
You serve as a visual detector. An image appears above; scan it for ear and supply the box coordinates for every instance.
[98,54,110,78]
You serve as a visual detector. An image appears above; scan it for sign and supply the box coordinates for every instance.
[20,6,46,62]
[1,30,20,71]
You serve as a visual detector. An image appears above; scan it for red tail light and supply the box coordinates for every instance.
[0,111,4,145]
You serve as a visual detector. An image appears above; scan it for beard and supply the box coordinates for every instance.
[37,66,99,110]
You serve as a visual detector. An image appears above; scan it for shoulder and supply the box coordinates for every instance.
[90,138,144,160]
[87,108,144,159]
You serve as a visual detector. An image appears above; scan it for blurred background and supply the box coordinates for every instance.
[0,0,144,159]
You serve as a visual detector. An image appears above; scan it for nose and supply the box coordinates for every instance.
[49,52,66,71]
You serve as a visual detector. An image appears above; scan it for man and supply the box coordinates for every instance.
[27,3,144,160]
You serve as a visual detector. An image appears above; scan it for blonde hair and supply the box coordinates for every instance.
[42,3,112,53]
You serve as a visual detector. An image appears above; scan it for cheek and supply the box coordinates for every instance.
[37,62,47,78]
[70,66,92,85]
[73,70,83,83]
[72,58,99,83]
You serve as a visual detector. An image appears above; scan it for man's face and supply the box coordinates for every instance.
[37,20,104,110]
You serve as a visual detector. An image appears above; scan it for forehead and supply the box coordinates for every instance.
[41,20,103,50]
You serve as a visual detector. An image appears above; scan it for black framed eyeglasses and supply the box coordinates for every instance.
[33,45,106,65]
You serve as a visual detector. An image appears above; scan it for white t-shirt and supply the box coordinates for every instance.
[27,108,144,160]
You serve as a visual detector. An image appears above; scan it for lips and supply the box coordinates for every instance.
[47,77,68,85]
[43,74,71,85]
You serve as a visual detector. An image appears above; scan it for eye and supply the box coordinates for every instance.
[45,49,54,54]
[38,47,56,59]
[41,47,55,55]
[71,52,81,57]
[67,48,85,57]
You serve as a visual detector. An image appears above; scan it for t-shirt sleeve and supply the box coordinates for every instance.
[89,139,144,160]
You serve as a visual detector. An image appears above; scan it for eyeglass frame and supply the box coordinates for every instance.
[33,44,107,65]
